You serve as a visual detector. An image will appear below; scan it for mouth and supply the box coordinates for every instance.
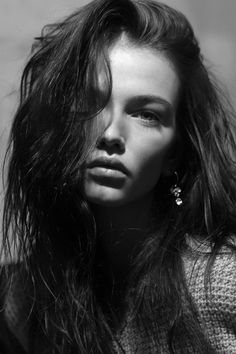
[86,157,129,177]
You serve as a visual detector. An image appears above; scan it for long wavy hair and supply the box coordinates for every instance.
[2,0,236,352]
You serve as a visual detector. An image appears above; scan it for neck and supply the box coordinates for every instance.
[93,195,155,280]
[92,195,156,323]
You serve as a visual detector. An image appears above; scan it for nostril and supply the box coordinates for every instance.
[97,135,125,153]
[97,137,106,149]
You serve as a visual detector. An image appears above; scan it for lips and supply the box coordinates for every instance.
[87,157,129,176]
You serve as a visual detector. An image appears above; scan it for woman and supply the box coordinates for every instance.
[1,0,236,352]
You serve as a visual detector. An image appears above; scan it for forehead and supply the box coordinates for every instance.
[99,38,181,111]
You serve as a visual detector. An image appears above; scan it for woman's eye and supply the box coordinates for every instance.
[131,111,161,126]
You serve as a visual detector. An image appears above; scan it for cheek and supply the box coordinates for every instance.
[136,150,167,189]
[133,134,174,184]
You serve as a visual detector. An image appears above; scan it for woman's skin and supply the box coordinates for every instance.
[84,37,180,290]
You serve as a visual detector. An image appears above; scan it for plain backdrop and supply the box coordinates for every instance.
[0,0,236,243]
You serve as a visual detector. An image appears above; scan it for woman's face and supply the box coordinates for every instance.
[84,39,180,207]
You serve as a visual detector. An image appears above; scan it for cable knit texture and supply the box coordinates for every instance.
[4,242,236,353]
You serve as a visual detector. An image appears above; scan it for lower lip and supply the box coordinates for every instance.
[88,166,126,179]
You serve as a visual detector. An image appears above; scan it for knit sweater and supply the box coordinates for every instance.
[116,243,236,353]
[2,241,236,353]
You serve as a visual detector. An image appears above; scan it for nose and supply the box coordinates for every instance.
[97,111,126,153]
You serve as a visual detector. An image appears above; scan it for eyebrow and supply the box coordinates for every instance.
[127,95,174,111]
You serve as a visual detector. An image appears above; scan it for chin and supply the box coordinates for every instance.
[85,194,128,207]
[84,188,130,208]
[84,176,129,205]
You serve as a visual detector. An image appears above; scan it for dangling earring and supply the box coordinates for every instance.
[170,171,183,206]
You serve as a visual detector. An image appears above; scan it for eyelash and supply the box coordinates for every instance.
[131,111,161,126]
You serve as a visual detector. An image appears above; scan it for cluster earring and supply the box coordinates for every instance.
[170,171,183,206]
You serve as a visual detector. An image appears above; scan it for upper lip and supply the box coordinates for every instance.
[87,157,129,175]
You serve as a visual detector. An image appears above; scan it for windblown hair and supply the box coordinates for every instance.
[2,0,236,352]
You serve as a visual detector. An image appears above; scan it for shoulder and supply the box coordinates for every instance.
[182,238,236,352]
[183,246,236,316]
